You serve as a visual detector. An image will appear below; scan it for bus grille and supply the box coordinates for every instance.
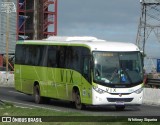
[107,98,133,102]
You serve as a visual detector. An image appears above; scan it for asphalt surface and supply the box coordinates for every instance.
[0,87,160,116]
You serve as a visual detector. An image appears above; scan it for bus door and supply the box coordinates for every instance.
[81,56,92,103]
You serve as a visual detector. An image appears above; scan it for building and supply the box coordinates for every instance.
[17,0,57,40]
[0,0,17,54]
[0,0,17,66]
[0,0,57,67]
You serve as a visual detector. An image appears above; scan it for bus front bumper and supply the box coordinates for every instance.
[92,89,143,106]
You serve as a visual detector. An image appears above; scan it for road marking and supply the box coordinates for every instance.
[9,91,25,95]
[2,99,62,112]
[15,105,33,109]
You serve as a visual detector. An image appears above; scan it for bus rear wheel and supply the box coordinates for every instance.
[74,90,85,110]
[34,85,43,104]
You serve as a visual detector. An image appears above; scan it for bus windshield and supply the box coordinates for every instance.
[93,51,143,85]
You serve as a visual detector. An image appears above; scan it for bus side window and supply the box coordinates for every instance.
[56,46,67,68]
[48,46,57,67]
[15,44,26,64]
[83,56,91,82]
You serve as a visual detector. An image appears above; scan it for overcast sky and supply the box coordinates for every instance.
[58,0,140,43]
[58,0,160,59]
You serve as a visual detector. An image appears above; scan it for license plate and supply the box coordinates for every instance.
[116,102,124,105]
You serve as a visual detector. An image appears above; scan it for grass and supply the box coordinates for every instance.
[0,102,159,125]
[0,102,83,116]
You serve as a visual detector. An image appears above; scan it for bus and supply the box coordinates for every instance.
[14,36,144,110]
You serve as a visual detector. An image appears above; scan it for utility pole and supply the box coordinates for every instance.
[5,5,9,80]
[136,0,160,54]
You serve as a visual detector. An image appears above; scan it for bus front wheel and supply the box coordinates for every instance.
[74,90,85,110]
[34,85,43,104]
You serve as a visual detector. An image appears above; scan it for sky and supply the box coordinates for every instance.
[58,0,160,60]
[58,0,140,42]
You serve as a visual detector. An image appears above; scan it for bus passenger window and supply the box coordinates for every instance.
[48,46,57,67]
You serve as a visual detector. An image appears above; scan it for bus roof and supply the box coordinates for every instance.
[17,36,140,52]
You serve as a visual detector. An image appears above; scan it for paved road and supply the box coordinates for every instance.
[0,87,160,116]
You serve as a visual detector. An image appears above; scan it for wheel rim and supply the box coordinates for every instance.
[75,92,82,109]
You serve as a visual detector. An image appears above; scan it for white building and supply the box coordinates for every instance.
[0,0,17,54]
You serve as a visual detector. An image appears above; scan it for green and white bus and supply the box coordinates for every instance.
[14,36,144,110]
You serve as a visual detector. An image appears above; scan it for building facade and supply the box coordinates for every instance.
[0,0,57,67]
[0,0,17,54]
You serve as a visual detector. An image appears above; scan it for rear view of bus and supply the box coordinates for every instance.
[91,43,143,110]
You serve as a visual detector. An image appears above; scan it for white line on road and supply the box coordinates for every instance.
[15,105,33,109]
[2,99,62,112]
[9,91,25,95]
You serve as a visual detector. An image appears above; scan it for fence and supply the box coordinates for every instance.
[145,78,160,88]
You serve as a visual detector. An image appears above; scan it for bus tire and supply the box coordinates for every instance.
[74,90,85,110]
[34,85,43,104]
[115,105,125,111]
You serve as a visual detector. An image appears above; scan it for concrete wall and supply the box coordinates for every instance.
[143,88,160,105]
[0,74,14,87]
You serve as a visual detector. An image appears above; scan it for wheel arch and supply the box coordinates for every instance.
[34,81,39,86]
[72,86,80,102]
[33,81,40,94]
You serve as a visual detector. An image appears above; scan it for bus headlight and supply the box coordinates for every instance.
[134,88,143,94]
[93,86,105,94]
